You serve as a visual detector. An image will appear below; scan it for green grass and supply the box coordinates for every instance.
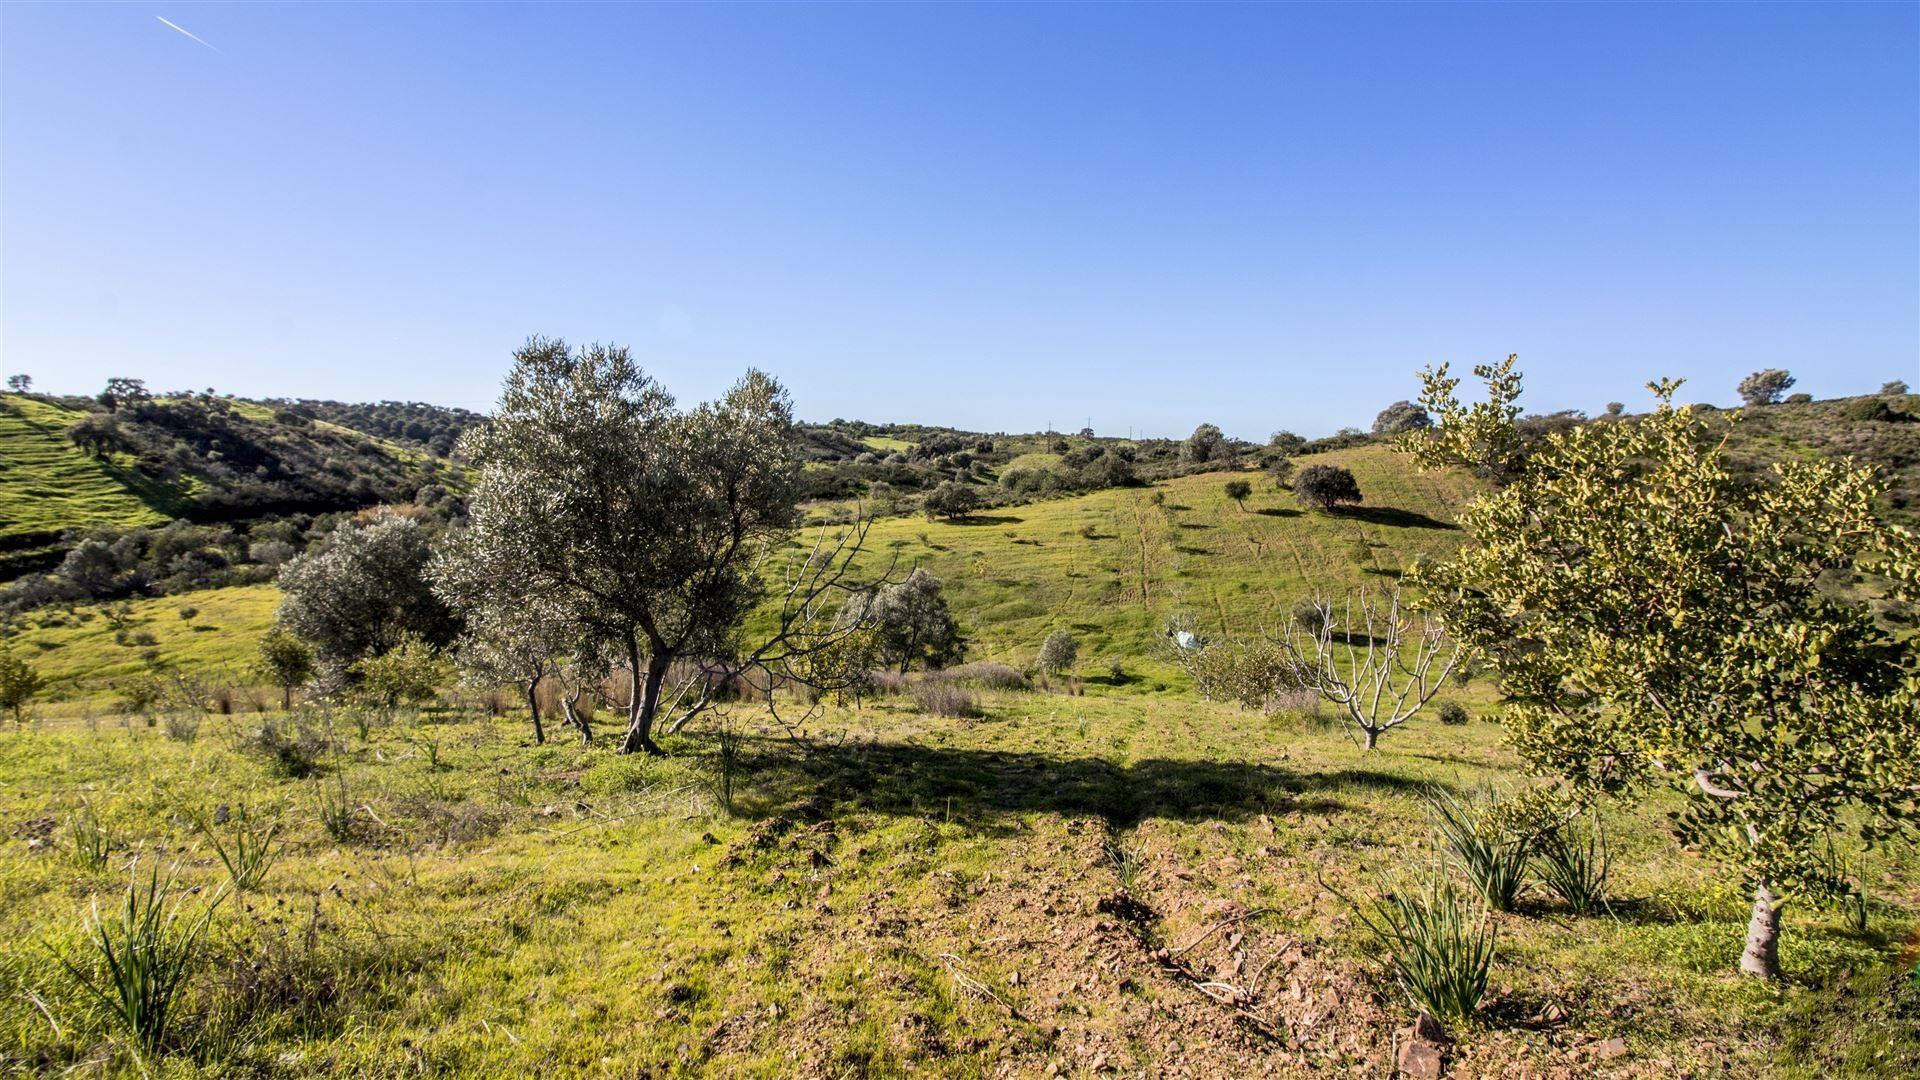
[833,445,1476,669]
[860,435,915,453]
[0,395,186,545]
[9,585,279,704]
[0,691,1909,1075]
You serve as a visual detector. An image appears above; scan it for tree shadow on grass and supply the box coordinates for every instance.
[1341,506,1457,531]
[1254,507,1301,518]
[947,515,1024,527]
[736,737,1448,831]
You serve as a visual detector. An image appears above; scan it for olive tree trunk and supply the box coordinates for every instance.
[524,678,545,746]
[620,640,671,755]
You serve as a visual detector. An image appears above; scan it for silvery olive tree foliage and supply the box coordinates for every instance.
[432,523,599,745]
[836,567,965,675]
[275,512,457,668]
[1405,358,1920,979]
[446,338,885,755]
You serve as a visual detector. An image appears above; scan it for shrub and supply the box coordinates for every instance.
[1436,700,1470,726]
[948,662,1028,690]
[1267,457,1294,488]
[1784,392,1813,405]
[1036,630,1078,674]
[245,718,328,779]
[55,864,224,1063]
[0,646,42,723]
[163,713,202,743]
[1841,396,1898,423]
[911,678,980,718]
[1737,368,1795,406]
[1293,464,1362,512]
[1424,787,1529,912]
[1882,380,1910,396]
[1356,877,1495,1027]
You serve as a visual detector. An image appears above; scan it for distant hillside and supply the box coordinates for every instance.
[1717,392,1920,521]
[15,444,1471,700]
[0,391,463,577]
[257,398,486,457]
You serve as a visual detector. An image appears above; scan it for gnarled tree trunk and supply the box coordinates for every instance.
[620,639,672,755]
[524,678,545,745]
[1741,880,1781,979]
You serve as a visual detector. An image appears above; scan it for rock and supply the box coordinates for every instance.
[1398,1036,1445,1079]
[1397,1013,1450,1078]
[1595,1037,1628,1060]
[1410,1012,1449,1045]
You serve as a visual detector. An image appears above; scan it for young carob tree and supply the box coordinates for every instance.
[1405,358,1920,979]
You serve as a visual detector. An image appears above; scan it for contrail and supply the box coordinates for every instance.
[155,16,219,53]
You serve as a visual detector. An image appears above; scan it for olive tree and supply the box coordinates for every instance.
[1406,361,1920,979]
[840,567,964,674]
[275,513,456,667]
[1223,479,1252,509]
[1036,629,1078,674]
[450,338,876,755]
[1736,368,1795,407]
[432,523,601,745]
[922,480,981,521]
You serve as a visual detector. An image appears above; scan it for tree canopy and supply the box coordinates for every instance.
[1407,360,1920,979]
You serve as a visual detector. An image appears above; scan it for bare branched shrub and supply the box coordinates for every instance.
[912,677,980,718]
[947,662,1028,690]
[1275,589,1464,750]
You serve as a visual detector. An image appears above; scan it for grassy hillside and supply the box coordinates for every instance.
[0,396,185,564]
[15,446,1464,703]
[839,444,1475,667]
[8,585,279,701]
[0,391,467,582]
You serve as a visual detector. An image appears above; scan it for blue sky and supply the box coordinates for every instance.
[3,2,1915,438]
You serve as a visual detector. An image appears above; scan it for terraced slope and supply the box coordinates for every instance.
[0,396,185,569]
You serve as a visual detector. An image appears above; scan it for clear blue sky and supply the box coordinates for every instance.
[3,3,1915,438]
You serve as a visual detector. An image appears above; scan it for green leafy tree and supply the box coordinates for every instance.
[922,480,981,521]
[1292,464,1362,512]
[350,634,447,714]
[1183,423,1226,464]
[1223,479,1252,509]
[432,524,604,745]
[1736,368,1795,407]
[0,646,43,723]
[5,374,30,393]
[253,628,313,710]
[1372,400,1431,435]
[1267,457,1295,489]
[97,377,151,413]
[1407,362,1920,979]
